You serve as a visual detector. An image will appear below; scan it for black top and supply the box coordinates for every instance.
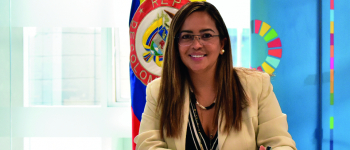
[186,92,218,150]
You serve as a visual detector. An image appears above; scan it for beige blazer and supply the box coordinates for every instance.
[135,68,297,150]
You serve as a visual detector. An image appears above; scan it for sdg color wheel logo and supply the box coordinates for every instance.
[251,19,282,74]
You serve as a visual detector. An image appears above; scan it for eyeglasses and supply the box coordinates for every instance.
[177,33,220,46]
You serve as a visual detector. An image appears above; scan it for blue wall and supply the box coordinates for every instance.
[251,1,319,149]
[252,0,350,149]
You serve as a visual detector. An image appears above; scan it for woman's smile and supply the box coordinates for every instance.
[189,53,207,61]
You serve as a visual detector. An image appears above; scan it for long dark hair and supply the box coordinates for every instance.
[157,1,249,138]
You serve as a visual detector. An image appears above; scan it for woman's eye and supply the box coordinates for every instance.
[181,35,192,39]
[202,33,213,38]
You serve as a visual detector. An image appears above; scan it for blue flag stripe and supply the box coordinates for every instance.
[129,0,140,25]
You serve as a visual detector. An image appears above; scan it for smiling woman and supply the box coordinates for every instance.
[134,2,297,150]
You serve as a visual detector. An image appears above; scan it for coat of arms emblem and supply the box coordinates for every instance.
[129,0,190,85]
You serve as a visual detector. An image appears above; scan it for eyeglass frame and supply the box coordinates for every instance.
[175,33,220,46]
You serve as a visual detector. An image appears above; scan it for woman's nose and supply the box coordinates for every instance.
[192,36,203,48]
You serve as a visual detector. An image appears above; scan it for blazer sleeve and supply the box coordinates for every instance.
[134,80,170,150]
[256,73,297,150]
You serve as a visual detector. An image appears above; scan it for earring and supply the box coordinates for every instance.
[221,49,225,54]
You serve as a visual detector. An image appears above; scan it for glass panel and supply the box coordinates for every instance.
[241,28,251,68]
[114,28,131,102]
[23,27,102,106]
[228,28,238,66]
[11,26,130,148]
[227,28,251,68]
[22,137,132,150]
[0,0,11,149]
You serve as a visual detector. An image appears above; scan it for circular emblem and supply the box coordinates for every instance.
[251,19,282,74]
[130,0,190,85]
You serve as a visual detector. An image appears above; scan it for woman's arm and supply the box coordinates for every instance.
[134,79,170,150]
[256,73,297,150]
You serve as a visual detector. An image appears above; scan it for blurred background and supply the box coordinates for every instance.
[1,0,349,150]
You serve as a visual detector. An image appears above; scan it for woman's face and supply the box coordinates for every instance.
[178,11,225,74]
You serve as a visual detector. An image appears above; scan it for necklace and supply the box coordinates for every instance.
[196,99,216,110]
[190,87,216,110]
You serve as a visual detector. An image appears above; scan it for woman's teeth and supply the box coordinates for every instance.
[191,55,204,58]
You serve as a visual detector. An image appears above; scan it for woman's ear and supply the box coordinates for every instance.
[220,38,227,50]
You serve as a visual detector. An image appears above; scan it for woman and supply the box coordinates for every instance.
[134,2,297,150]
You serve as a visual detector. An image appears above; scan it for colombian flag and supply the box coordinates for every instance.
[129,2,144,150]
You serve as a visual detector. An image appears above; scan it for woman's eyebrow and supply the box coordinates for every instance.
[179,30,193,33]
[200,29,215,33]
[179,29,215,34]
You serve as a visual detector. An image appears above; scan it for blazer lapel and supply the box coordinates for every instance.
[218,112,228,150]
[174,86,190,150]
[218,110,250,149]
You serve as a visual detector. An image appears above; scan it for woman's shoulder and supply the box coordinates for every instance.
[234,67,270,80]
[233,68,273,109]
[234,67,272,89]
[145,78,162,101]
[147,77,162,88]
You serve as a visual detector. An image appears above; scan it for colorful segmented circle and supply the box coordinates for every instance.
[252,19,282,74]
